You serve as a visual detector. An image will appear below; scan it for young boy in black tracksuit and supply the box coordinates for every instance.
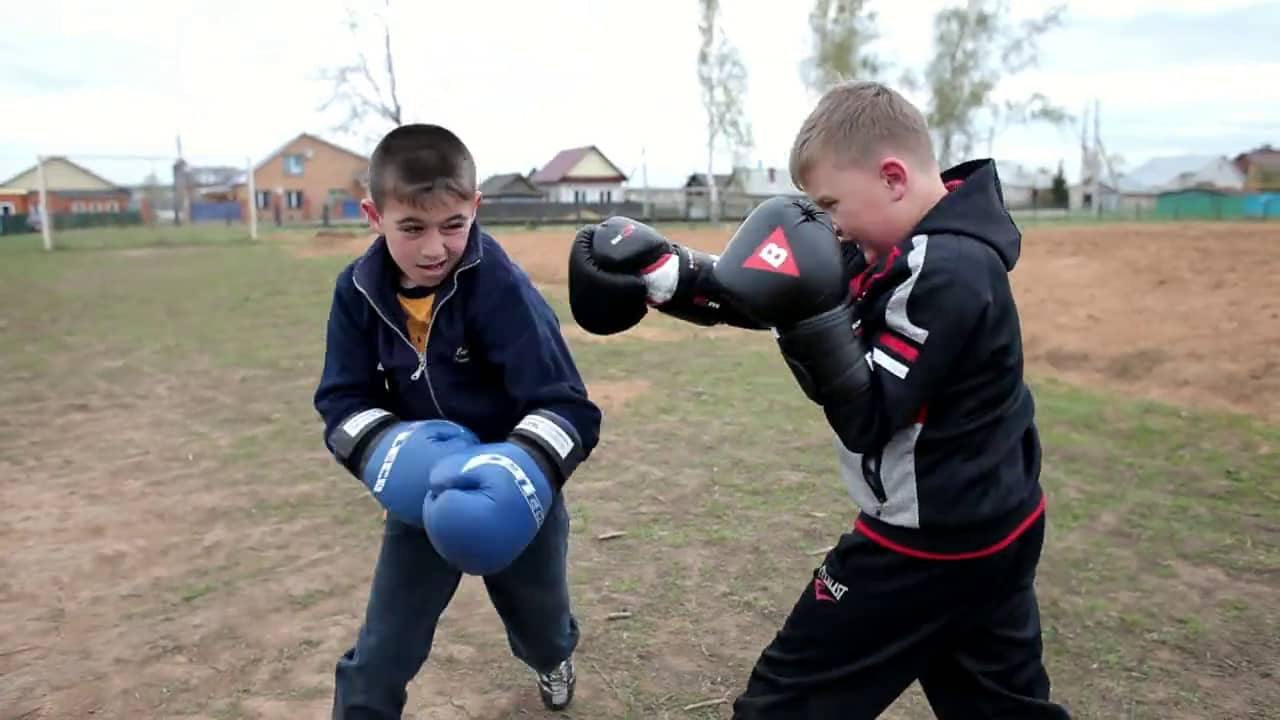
[566,81,1070,718]
[314,124,601,718]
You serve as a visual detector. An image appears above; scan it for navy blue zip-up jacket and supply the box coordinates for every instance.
[313,222,601,477]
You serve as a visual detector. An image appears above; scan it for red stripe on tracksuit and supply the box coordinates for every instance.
[855,494,1046,560]
[878,331,920,362]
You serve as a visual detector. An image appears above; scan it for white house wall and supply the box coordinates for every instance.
[569,151,623,179]
[5,159,117,191]
[1184,158,1246,190]
[548,183,624,203]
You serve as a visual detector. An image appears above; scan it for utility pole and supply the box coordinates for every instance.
[641,144,651,222]
[1093,99,1102,218]
[173,134,185,225]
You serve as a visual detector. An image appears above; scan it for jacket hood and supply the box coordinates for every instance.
[912,158,1022,270]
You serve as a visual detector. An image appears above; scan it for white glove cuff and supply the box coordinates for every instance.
[642,253,680,305]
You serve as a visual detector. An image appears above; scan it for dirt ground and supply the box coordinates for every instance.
[297,220,1280,420]
[2,221,1276,719]
[489,221,1280,422]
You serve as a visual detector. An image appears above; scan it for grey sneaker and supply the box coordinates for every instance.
[536,656,576,711]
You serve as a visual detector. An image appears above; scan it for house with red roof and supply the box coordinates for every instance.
[531,145,628,205]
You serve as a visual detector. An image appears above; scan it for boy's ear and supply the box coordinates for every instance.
[360,198,383,233]
[472,190,483,210]
[880,157,908,201]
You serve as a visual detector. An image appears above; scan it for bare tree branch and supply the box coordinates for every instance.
[698,0,753,224]
[381,0,402,125]
[317,0,404,142]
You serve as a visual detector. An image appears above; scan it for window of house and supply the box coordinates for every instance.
[602,190,612,203]
[283,154,305,176]
[256,190,271,209]
[573,190,584,204]
[0,202,15,215]
[285,190,304,209]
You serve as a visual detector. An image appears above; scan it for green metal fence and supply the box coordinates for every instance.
[0,213,36,235]
[54,211,145,229]
[0,211,148,237]
[1154,189,1280,220]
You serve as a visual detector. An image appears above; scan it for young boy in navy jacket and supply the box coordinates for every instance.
[314,123,601,718]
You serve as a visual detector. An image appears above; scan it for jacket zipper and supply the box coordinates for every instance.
[418,256,481,418]
[352,272,421,367]
[351,256,482,419]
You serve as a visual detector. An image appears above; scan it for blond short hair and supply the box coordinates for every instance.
[789,81,936,191]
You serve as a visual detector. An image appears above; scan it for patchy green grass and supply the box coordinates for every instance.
[0,239,1275,719]
[0,221,269,251]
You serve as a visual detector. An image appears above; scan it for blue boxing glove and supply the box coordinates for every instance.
[326,408,479,527]
[424,441,554,576]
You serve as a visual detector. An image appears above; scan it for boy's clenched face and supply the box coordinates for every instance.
[802,155,928,265]
[362,190,481,288]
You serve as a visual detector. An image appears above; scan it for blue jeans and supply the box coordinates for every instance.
[332,496,578,719]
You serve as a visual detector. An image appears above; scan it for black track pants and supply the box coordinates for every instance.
[731,514,1070,719]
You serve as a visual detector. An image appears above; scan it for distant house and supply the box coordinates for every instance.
[1070,177,1159,214]
[0,185,31,233]
[726,165,805,200]
[718,165,806,218]
[236,132,370,223]
[1070,154,1245,214]
[479,172,544,202]
[683,172,731,220]
[531,145,628,204]
[0,157,134,221]
[1122,154,1246,192]
[995,161,1056,209]
[1233,145,1280,191]
[623,186,688,219]
[0,186,29,216]
[187,165,246,200]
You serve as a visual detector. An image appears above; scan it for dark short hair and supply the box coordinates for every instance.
[368,124,476,209]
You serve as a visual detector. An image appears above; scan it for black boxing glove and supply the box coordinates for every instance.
[567,217,765,335]
[567,222,651,335]
[712,196,871,407]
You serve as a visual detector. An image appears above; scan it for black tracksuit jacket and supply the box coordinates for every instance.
[831,158,1045,558]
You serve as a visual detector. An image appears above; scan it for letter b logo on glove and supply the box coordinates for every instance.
[742,227,800,277]
[759,242,789,268]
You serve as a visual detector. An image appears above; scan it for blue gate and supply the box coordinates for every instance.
[1243,192,1280,219]
[191,201,243,222]
[339,198,362,219]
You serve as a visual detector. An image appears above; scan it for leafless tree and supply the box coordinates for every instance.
[698,0,753,224]
[319,0,404,143]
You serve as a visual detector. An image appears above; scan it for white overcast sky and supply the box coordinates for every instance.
[2,0,1277,187]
